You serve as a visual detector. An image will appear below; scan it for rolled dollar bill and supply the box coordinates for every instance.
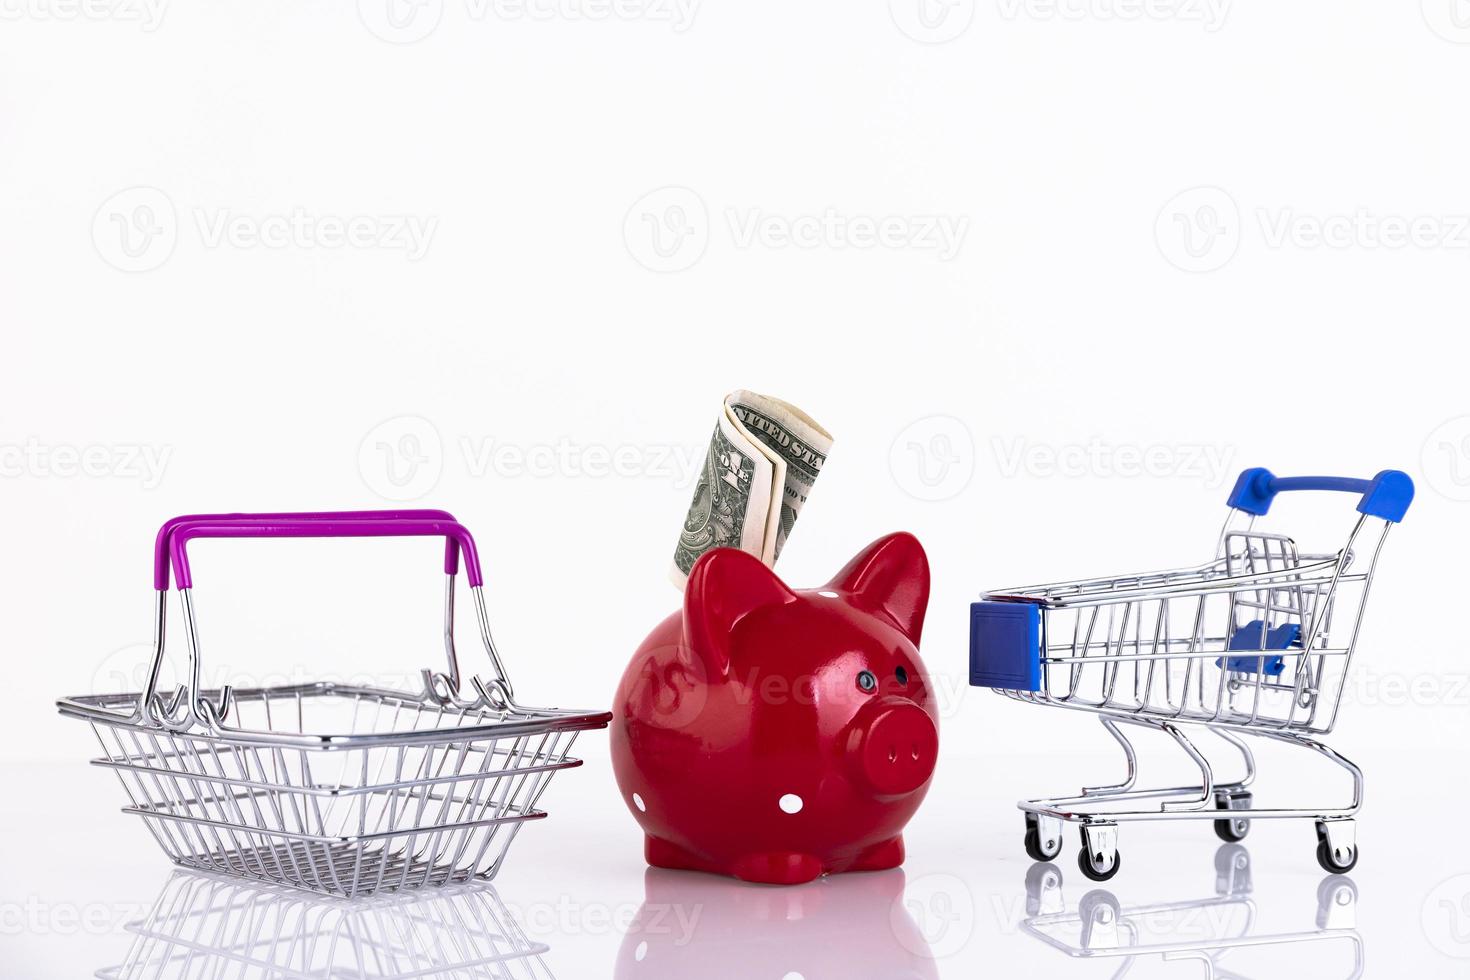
[671,390,832,589]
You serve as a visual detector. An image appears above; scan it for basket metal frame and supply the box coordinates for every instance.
[60,535,610,899]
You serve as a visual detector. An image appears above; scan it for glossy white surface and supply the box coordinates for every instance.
[10,732,1470,976]
[4,2,1470,976]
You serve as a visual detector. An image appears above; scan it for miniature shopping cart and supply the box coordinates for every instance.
[99,870,556,980]
[58,511,611,899]
[970,469,1413,882]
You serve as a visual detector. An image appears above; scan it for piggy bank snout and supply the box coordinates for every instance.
[851,700,937,798]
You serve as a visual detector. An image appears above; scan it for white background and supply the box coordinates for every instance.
[3,1,1470,975]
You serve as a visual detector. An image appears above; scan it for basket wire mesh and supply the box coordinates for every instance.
[60,514,610,898]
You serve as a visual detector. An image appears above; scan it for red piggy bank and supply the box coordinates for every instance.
[611,533,938,885]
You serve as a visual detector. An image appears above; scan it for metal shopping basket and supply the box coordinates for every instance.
[58,511,611,898]
[99,870,556,979]
[969,469,1413,881]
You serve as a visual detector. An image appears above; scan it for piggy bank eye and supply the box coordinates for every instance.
[895,666,909,686]
[856,670,877,693]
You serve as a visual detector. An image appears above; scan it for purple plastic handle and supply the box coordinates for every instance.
[167,518,483,590]
[153,511,461,590]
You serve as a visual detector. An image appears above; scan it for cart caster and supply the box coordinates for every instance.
[1024,814,1064,863]
[1315,820,1358,874]
[1077,824,1121,882]
[1316,840,1358,873]
[1213,790,1252,843]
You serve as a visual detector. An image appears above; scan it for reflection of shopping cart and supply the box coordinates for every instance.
[59,512,611,897]
[99,871,556,980]
[1022,847,1363,979]
[970,470,1413,881]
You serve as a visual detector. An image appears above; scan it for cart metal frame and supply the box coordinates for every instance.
[971,469,1413,880]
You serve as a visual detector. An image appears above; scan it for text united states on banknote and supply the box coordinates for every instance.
[671,390,833,589]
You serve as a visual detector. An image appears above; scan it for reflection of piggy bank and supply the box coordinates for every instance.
[614,868,941,979]
[611,534,938,885]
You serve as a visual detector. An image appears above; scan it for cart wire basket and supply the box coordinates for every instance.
[59,511,612,899]
[969,469,1413,881]
[99,870,556,980]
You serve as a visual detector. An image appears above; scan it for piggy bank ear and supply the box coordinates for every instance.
[825,532,930,644]
[683,548,797,677]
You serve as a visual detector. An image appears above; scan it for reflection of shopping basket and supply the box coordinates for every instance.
[970,470,1413,881]
[98,871,555,980]
[1022,847,1363,979]
[59,512,611,898]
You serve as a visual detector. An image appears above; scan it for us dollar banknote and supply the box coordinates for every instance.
[671,390,833,589]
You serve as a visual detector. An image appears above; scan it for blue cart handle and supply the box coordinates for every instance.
[1226,468,1413,522]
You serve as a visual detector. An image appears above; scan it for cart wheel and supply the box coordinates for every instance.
[1316,838,1359,874]
[1315,820,1358,874]
[1077,843,1122,882]
[1213,792,1252,843]
[1024,815,1063,863]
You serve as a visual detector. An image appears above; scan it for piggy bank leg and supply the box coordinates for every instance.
[647,836,824,884]
[645,835,720,874]
[731,852,825,885]
[847,835,906,873]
